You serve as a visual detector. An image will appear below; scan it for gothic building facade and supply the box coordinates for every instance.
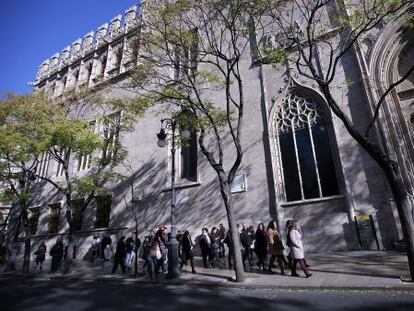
[9,1,414,261]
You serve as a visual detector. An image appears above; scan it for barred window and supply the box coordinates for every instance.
[276,92,339,202]
[76,121,97,171]
[55,149,66,177]
[48,203,61,234]
[36,152,50,179]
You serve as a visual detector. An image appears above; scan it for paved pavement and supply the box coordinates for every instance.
[1,251,413,290]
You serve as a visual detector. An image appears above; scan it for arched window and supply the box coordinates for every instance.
[276,91,339,202]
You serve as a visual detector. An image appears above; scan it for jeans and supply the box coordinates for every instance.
[126,252,135,268]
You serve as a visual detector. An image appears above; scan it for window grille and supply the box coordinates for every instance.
[95,195,111,229]
[48,203,61,234]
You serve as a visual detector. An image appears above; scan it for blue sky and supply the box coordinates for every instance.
[0,0,139,96]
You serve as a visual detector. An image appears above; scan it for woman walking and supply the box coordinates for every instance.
[289,221,312,278]
[180,230,196,274]
[267,220,286,275]
[254,223,267,270]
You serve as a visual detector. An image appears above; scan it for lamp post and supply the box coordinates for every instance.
[156,117,190,279]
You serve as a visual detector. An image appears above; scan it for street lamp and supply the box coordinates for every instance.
[156,117,190,279]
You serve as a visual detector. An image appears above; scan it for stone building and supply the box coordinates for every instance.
[12,1,414,262]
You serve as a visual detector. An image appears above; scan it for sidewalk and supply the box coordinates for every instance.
[2,251,413,290]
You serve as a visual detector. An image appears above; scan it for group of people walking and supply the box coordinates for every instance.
[185,219,312,278]
[33,219,312,278]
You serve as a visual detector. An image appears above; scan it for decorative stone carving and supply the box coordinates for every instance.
[96,23,109,46]
[70,39,82,60]
[125,6,138,30]
[275,92,324,134]
[110,15,123,38]
[60,47,71,67]
[37,59,50,80]
[83,32,95,54]
[49,53,60,74]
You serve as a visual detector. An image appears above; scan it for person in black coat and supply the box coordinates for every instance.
[224,229,234,268]
[254,223,267,270]
[199,228,211,268]
[112,236,126,274]
[50,238,64,273]
[240,224,254,267]
[180,230,196,273]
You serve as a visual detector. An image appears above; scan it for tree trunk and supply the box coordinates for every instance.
[63,231,73,274]
[22,229,31,273]
[219,173,245,283]
[386,167,414,281]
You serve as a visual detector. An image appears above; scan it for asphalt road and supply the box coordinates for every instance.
[1,278,413,311]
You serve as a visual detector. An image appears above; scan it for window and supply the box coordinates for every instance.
[180,131,197,181]
[36,152,50,179]
[28,207,40,235]
[48,203,61,234]
[171,29,198,80]
[55,148,67,177]
[76,121,96,171]
[276,91,339,202]
[70,199,85,232]
[102,112,121,163]
[95,195,111,228]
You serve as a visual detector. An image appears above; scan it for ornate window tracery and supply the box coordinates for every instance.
[275,91,339,202]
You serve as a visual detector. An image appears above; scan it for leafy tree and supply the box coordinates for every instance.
[36,87,144,273]
[0,92,59,272]
[261,0,414,280]
[127,0,276,282]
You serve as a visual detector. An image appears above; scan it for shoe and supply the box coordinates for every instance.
[291,273,300,277]
[281,271,286,275]
[306,273,312,278]
[192,270,196,274]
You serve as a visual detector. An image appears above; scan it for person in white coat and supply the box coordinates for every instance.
[289,221,312,278]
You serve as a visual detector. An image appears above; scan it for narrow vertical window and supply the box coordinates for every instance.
[48,203,61,234]
[276,92,339,202]
[181,131,197,181]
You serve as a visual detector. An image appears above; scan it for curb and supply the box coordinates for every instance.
[2,272,414,292]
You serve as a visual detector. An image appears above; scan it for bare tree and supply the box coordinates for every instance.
[261,0,414,280]
[126,0,275,282]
